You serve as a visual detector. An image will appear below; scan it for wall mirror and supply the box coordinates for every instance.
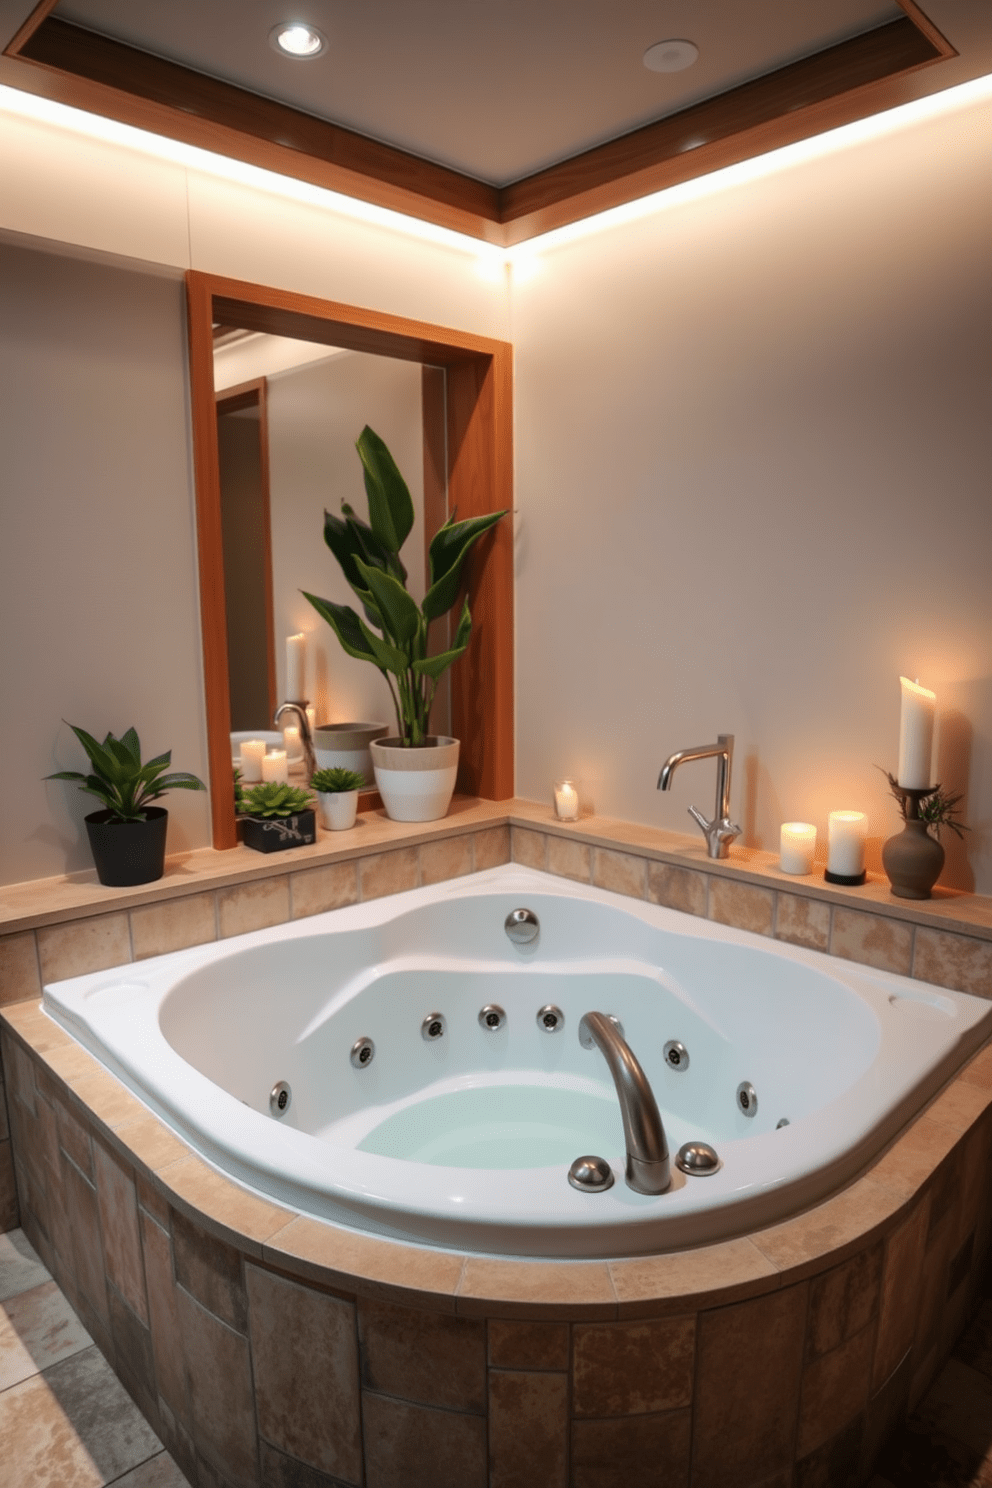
[186,272,513,849]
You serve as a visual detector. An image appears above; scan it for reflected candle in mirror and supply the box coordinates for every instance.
[286,633,306,702]
[261,749,288,783]
[282,725,300,759]
[779,822,816,875]
[827,811,867,880]
[306,706,316,733]
[897,677,935,789]
[240,739,266,783]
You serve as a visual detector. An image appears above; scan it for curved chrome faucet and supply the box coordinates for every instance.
[579,1012,671,1195]
[274,702,316,783]
[657,733,741,859]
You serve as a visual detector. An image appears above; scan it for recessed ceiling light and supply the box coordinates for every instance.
[269,23,327,59]
[643,39,699,74]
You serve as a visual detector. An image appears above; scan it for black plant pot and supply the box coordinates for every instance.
[242,810,316,854]
[84,807,168,887]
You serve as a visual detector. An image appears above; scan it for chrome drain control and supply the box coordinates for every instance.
[505,907,539,945]
[568,1155,614,1192]
[676,1141,720,1176]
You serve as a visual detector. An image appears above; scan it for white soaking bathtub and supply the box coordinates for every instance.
[43,864,992,1258]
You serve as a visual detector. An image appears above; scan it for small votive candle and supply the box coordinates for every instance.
[239,738,266,783]
[553,780,579,822]
[779,822,816,876]
[282,724,301,758]
[826,810,867,884]
[261,749,288,784]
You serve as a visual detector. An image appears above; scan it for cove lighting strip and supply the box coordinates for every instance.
[1,70,991,268]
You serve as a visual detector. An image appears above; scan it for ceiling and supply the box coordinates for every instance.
[0,0,987,244]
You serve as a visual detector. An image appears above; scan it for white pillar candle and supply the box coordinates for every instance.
[827,811,867,879]
[554,780,579,822]
[779,823,817,876]
[239,738,266,783]
[286,634,306,701]
[897,677,936,789]
[305,706,316,734]
[282,724,301,758]
[261,749,288,784]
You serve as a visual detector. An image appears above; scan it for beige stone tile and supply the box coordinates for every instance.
[0,1141,18,1233]
[0,1345,163,1488]
[691,1283,807,1488]
[593,847,647,900]
[137,1172,172,1229]
[175,1285,257,1484]
[116,1115,191,1174]
[868,1116,962,1201]
[0,1278,92,1389]
[265,1215,465,1310]
[488,1319,570,1370]
[775,893,831,951]
[0,931,41,1006]
[473,823,511,871]
[172,1208,246,1333]
[610,1237,779,1317]
[93,1139,148,1325]
[246,1263,361,1483]
[140,1210,189,1426]
[358,847,419,901]
[71,1069,150,1131]
[159,1155,292,1256]
[456,1258,616,1320]
[62,1157,110,1335]
[925,1079,992,1133]
[546,834,592,884]
[54,1095,94,1179]
[750,1177,905,1283]
[646,862,708,918]
[913,1355,992,1460]
[913,926,992,997]
[113,1453,192,1487]
[573,1315,695,1416]
[39,1042,103,1086]
[572,1408,691,1488]
[798,1321,874,1458]
[419,833,474,886]
[217,876,290,938]
[1,1002,71,1054]
[0,1228,48,1302]
[962,1042,992,1090]
[361,1390,486,1488]
[37,913,132,983]
[107,1281,158,1429]
[131,893,216,960]
[872,1199,929,1390]
[511,825,547,871]
[806,1242,882,1360]
[5,1036,37,1114]
[289,860,359,920]
[359,1295,486,1412]
[830,908,913,976]
[490,1369,567,1488]
[709,876,775,937]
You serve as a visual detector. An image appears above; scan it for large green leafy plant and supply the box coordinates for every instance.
[303,426,506,747]
[46,724,206,823]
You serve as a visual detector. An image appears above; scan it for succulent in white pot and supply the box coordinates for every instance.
[310,766,365,832]
[303,426,507,821]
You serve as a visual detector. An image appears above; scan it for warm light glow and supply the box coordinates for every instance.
[270,23,326,58]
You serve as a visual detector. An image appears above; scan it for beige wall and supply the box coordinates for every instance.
[510,95,992,892]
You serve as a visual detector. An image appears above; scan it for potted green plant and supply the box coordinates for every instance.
[310,766,365,832]
[45,723,206,887]
[303,425,507,822]
[239,782,316,853]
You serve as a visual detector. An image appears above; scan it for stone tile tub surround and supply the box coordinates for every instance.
[1,1002,991,1488]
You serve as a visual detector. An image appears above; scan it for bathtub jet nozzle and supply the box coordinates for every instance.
[578,1012,671,1196]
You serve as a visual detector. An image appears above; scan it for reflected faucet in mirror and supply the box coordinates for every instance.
[274,701,316,782]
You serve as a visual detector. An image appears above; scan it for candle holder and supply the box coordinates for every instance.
[881,779,944,900]
[825,810,867,886]
[553,780,580,822]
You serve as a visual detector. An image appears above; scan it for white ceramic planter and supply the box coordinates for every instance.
[370,736,460,822]
[316,790,359,832]
[312,723,388,787]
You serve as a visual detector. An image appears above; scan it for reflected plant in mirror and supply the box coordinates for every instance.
[304,426,506,749]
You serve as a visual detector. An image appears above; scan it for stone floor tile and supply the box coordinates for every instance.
[913,1357,992,1460]
[0,1226,49,1301]
[112,1451,193,1486]
[0,1277,92,1389]
[954,1298,992,1381]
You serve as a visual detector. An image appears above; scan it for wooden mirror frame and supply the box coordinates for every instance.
[186,270,514,850]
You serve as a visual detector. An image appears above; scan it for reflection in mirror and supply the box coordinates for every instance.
[213,331,449,753]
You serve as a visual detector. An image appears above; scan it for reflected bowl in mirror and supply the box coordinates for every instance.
[313,723,388,786]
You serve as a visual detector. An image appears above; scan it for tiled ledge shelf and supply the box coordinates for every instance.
[0,798,989,1010]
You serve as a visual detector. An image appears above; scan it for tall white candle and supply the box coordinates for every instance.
[282,724,301,758]
[897,677,935,789]
[305,706,317,734]
[239,738,266,783]
[286,634,306,701]
[827,811,867,879]
[779,823,816,876]
[261,749,288,784]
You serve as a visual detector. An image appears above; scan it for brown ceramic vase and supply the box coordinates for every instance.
[882,818,944,900]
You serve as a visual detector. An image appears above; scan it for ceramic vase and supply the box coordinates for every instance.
[882,819,945,900]
[370,736,459,822]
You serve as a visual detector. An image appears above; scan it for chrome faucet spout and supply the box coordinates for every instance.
[274,702,316,783]
[657,733,741,859]
[578,1012,670,1195]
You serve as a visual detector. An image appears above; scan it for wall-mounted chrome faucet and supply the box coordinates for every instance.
[274,702,316,782]
[657,733,741,859]
[578,1012,670,1195]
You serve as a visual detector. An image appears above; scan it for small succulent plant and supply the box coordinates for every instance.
[241,783,313,820]
[46,723,205,823]
[311,766,365,794]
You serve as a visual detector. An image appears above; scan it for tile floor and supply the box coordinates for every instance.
[1,1223,990,1487]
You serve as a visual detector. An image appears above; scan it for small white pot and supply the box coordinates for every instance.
[370,736,460,823]
[316,790,359,832]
